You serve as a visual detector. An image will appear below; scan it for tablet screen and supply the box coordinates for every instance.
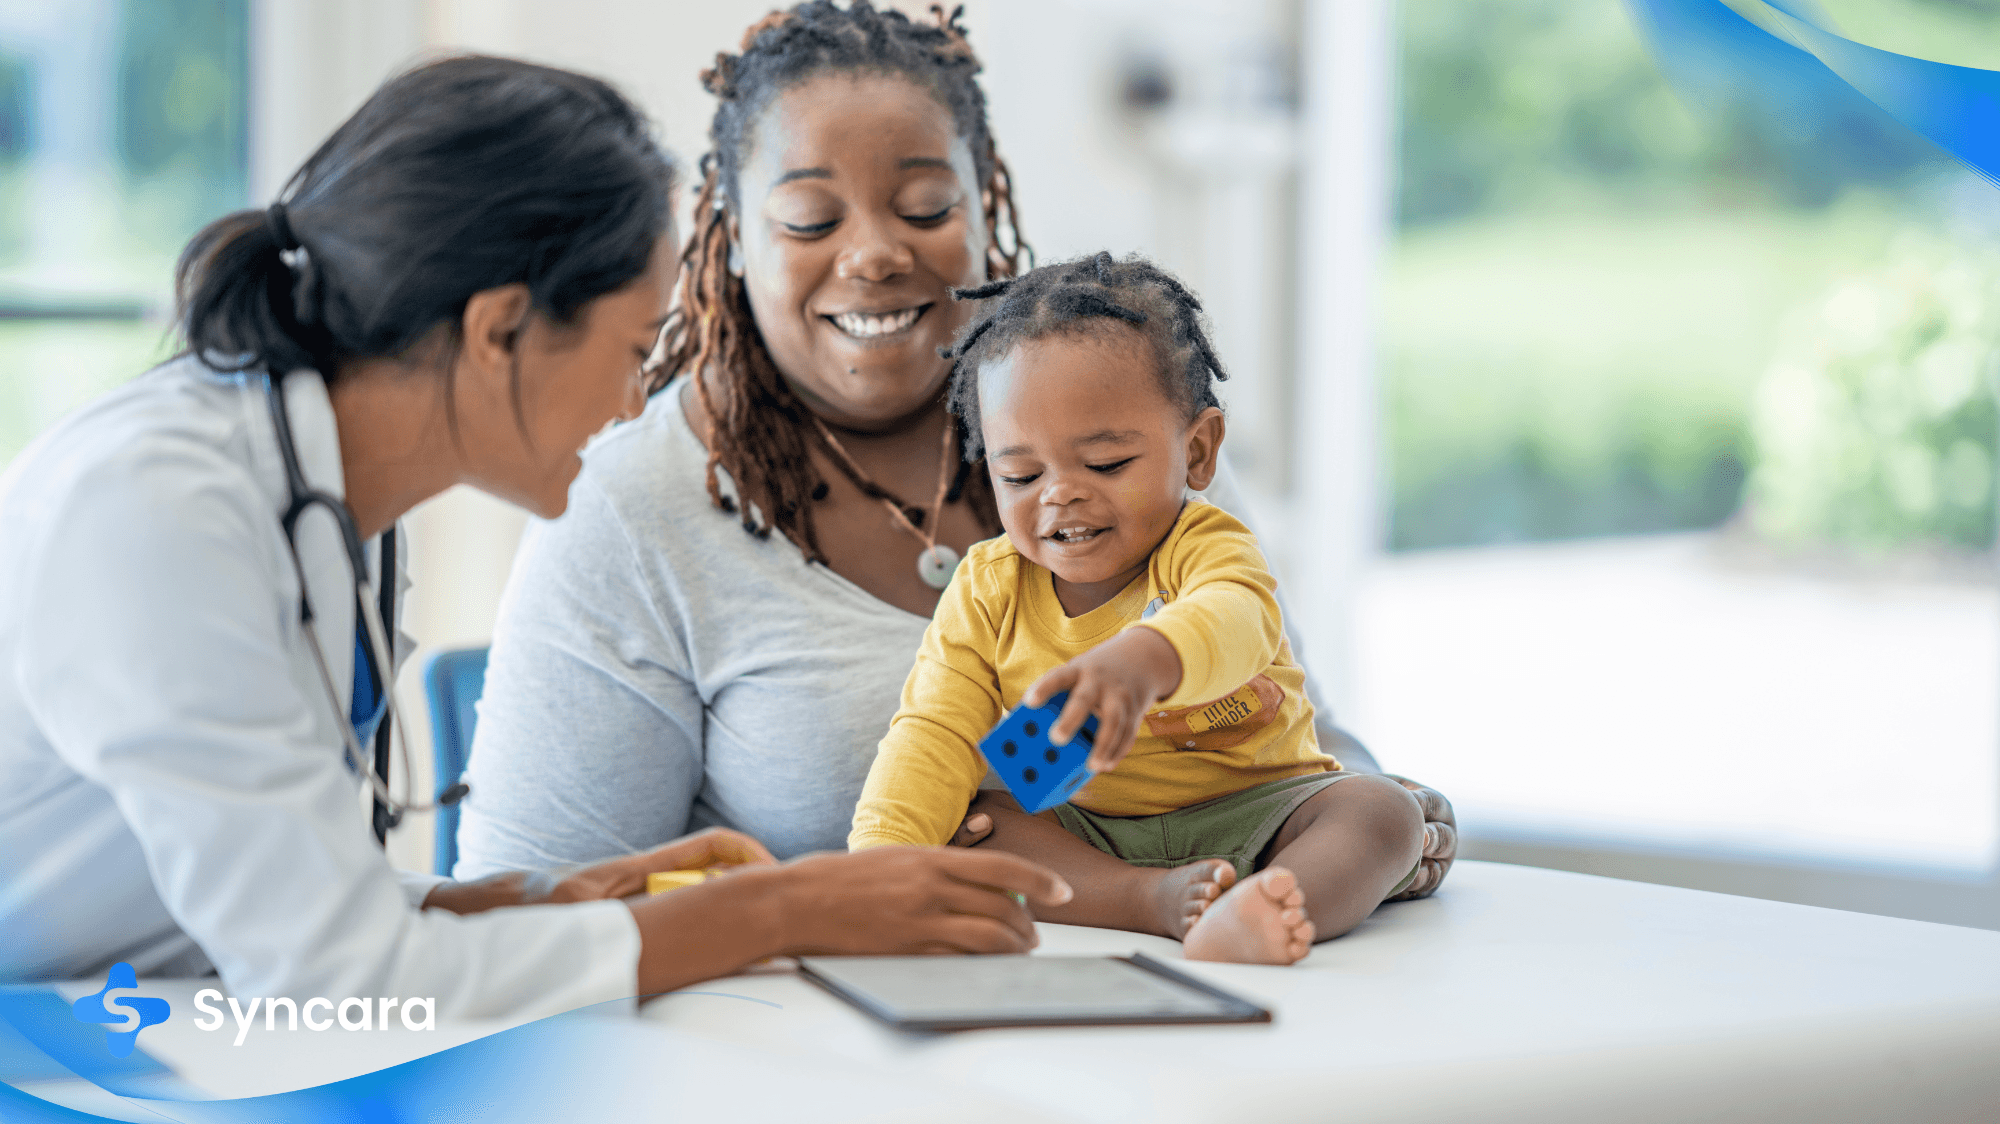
[798,954,1266,1029]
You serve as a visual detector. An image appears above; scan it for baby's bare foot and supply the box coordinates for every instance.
[1181,867,1315,965]
[1147,859,1234,939]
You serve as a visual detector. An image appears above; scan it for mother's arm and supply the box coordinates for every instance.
[453,474,706,881]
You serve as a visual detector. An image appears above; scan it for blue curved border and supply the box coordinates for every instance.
[1,987,783,1122]
[1633,0,2000,187]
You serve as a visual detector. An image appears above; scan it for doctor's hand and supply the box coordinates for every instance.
[772,847,1071,958]
[542,827,777,904]
[626,847,1072,997]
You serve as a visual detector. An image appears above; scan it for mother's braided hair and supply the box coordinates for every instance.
[943,251,1228,460]
[654,1,1029,564]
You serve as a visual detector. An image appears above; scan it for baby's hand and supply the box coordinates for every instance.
[1022,626,1183,774]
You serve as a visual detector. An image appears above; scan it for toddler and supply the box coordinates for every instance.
[849,253,1422,964]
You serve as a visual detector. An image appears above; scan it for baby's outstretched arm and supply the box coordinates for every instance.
[1023,625,1182,773]
[1031,511,1290,773]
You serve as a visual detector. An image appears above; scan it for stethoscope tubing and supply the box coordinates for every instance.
[263,371,455,821]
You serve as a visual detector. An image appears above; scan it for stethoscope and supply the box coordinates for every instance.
[262,371,467,828]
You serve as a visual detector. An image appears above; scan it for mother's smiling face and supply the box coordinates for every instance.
[733,72,989,431]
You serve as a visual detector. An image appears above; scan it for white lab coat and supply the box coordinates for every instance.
[0,356,640,1017]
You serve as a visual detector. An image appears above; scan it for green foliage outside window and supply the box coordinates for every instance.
[1748,234,2000,551]
[1387,0,2000,554]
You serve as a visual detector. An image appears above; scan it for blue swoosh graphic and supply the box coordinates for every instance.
[1632,0,2000,187]
[0,989,170,1088]
[2,986,786,1121]
[1760,0,2000,186]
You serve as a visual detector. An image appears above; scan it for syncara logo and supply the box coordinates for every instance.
[70,962,171,1058]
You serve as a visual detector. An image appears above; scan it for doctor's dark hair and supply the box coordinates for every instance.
[175,55,675,390]
[943,252,1227,460]
[657,1,1026,565]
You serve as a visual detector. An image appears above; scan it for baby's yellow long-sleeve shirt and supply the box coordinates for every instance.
[849,499,1334,851]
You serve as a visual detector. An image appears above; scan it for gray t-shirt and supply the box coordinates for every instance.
[453,385,1353,876]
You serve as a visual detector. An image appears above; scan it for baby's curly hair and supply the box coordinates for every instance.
[943,252,1228,460]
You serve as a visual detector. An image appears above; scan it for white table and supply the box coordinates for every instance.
[636,860,2000,1122]
[17,862,2000,1123]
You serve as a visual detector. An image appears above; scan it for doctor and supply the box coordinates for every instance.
[0,55,1066,1017]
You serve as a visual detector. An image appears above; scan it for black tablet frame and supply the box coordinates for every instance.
[796,951,1275,1032]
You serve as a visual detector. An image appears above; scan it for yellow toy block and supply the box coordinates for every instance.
[646,868,720,895]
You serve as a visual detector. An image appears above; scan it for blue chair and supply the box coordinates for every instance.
[422,646,489,877]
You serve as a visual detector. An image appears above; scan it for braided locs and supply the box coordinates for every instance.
[655,1,1028,562]
[943,252,1229,461]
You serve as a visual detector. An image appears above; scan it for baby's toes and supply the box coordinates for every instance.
[1257,867,1298,902]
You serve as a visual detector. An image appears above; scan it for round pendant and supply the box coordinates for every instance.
[917,544,960,590]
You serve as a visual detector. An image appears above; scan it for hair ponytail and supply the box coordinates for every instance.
[175,209,330,376]
[173,56,674,385]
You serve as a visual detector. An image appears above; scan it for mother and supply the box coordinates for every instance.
[456,2,1455,914]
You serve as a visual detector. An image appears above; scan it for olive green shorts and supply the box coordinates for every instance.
[1052,770,1419,896]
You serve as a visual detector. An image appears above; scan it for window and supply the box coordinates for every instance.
[0,0,248,469]
[1365,0,2000,874]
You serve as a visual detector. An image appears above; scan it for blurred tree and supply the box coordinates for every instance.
[1748,235,2000,551]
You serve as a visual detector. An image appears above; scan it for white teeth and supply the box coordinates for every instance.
[832,307,921,338]
[1050,526,1101,542]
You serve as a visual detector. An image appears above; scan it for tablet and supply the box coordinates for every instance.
[796,952,1273,1032]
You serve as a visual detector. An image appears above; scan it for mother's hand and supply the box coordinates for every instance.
[1319,721,1455,900]
[950,808,996,847]
[1382,775,1455,900]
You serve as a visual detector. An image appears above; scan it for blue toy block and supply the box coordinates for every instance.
[979,691,1100,814]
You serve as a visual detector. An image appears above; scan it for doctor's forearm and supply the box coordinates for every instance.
[423,869,793,995]
[421,873,538,914]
